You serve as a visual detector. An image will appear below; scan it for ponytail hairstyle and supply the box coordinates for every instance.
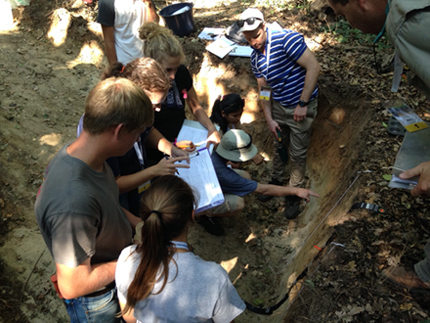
[123,175,196,315]
[101,57,171,95]
[138,22,186,64]
[210,93,245,134]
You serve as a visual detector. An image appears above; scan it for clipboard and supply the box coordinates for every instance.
[175,148,225,213]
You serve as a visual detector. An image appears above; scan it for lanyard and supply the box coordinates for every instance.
[253,27,272,81]
[134,140,144,166]
[171,241,189,250]
[265,27,272,80]
[372,2,389,44]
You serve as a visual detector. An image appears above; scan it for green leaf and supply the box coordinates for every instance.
[382,174,392,181]
[305,279,315,289]
[382,122,387,128]
[253,298,264,306]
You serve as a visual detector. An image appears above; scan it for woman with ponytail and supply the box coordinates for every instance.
[209,94,264,167]
[139,22,221,166]
[115,176,246,322]
[77,57,192,216]
[210,94,244,136]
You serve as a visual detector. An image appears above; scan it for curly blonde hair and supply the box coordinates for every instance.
[139,22,186,64]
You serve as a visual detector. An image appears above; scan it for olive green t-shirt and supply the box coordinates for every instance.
[35,145,132,268]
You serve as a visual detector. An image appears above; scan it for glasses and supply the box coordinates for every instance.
[229,134,253,151]
[237,17,262,28]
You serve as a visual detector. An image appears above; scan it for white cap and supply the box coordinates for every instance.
[238,8,265,32]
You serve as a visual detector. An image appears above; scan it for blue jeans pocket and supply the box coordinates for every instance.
[65,288,121,323]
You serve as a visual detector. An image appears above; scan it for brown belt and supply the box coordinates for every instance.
[84,281,116,298]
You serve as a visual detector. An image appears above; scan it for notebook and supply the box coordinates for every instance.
[389,123,430,190]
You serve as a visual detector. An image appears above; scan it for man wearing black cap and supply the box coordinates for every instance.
[198,129,319,235]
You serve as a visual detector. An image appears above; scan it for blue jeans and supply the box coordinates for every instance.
[64,288,121,323]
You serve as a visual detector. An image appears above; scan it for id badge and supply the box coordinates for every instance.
[259,86,272,101]
[138,181,151,194]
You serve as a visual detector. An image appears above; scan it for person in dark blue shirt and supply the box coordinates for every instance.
[199,129,319,236]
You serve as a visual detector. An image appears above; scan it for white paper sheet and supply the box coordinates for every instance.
[205,36,235,59]
[198,27,225,40]
[176,148,224,213]
[176,119,218,154]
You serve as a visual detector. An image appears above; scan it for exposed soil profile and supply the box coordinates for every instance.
[1,0,430,322]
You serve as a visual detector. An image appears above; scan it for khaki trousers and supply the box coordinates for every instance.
[271,99,317,187]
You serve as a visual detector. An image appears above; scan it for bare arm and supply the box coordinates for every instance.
[123,208,142,228]
[101,25,117,66]
[254,183,319,202]
[56,258,116,299]
[296,48,320,102]
[115,156,190,194]
[186,87,221,146]
[143,0,159,23]
[146,128,190,158]
[256,77,279,138]
[293,48,320,122]
[120,301,137,323]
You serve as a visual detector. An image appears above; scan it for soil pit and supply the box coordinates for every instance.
[187,72,371,322]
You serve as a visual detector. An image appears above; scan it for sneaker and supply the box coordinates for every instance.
[284,196,301,219]
[383,266,430,291]
[197,215,224,236]
[258,178,282,202]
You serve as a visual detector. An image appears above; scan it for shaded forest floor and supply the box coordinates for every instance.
[0,0,429,322]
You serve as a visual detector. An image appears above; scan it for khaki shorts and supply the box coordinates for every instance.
[206,169,247,215]
[207,194,243,215]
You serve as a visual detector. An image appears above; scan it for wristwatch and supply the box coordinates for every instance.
[298,100,309,107]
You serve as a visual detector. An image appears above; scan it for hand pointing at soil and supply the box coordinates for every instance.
[295,188,320,202]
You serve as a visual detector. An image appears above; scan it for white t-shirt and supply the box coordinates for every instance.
[116,245,246,323]
[98,0,149,65]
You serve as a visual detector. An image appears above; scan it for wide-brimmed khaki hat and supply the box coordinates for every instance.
[216,129,258,162]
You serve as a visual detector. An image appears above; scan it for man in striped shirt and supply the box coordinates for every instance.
[238,8,320,219]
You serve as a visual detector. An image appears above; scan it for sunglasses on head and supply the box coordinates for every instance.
[229,134,253,151]
[237,17,262,28]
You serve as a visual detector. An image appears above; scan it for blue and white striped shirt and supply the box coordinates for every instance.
[251,28,318,107]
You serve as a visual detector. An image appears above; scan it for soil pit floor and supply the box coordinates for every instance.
[1,1,430,323]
